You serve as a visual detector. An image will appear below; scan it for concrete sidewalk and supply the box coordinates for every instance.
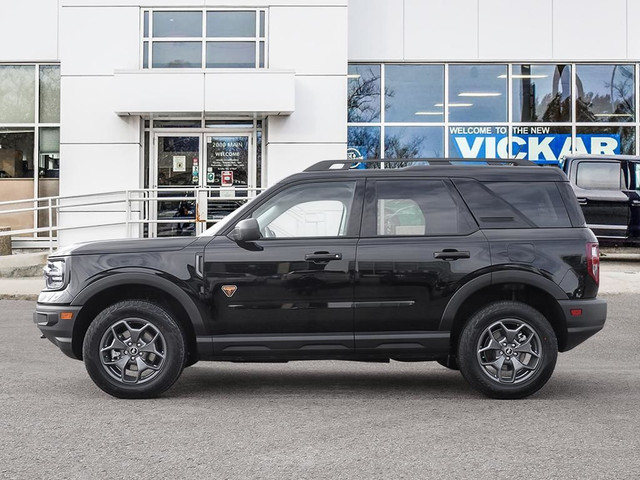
[0,261,637,301]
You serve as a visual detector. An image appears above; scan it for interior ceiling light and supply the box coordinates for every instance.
[594,113,632,117]
[498,74,549,79]
[347,74,361,79]
[435,103,473,107]
[458,92,502,97]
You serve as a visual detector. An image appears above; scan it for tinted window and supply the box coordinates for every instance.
[252,182,356,238]
[364,180,475,236]
[484,182,571,227]
[576,162,623,190]
[455,179,571,228]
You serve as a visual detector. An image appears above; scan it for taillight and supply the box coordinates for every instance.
[586,242,600,285]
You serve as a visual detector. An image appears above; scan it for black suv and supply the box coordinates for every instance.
[34,159,607,399]
[561,154,640,246]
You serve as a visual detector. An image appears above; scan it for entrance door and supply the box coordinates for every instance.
[205,134,252,226]
[153,132,253,236]
[154,134,201,237]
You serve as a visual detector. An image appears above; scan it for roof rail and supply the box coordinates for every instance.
[304,158,538,171]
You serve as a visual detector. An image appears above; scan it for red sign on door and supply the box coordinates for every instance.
[221,170,233,186]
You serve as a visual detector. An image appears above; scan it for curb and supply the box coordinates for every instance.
[0,294,38,301]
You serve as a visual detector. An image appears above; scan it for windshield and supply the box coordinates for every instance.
[199,197,258,237]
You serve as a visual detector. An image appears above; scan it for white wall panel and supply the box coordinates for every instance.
[628,0,640,59]
[59,143,141,198]
[265,142,346,186]
[61,0,345,6]
[479,0,552,60]
[348,0,403,60]
[269,6,347,75]
[268,76,346,143]
[0,0,59,61]
[404,0,478,60]
[553,0,627,60]
[113,71,205,114]
[61,76,140,144]
[60,6,139,75]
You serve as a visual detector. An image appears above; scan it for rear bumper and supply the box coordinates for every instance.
[557,298,607,352]
[34,303,83,359]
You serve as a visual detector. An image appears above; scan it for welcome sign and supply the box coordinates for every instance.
[449,126,621,164]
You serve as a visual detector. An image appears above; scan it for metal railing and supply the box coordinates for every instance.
[0,187,262,252]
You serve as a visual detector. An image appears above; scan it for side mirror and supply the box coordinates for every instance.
[229,218,261,243]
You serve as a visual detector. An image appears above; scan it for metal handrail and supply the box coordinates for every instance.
[0,186,262,252]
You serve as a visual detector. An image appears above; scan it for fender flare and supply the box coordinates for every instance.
[71,271,208,336]
[439,270,568,331]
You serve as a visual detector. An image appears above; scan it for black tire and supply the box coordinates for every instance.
[457,301,558,399]
[83,300,186,399]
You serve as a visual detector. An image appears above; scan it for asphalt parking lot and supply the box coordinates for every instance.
[1,289,639,480]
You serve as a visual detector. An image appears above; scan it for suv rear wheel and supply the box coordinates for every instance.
[83,300,186,399]
[457,301,558,399]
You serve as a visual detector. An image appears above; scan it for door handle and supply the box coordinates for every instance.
[434,250,470,261]
[577,198,587,205]
[305,252,342,262]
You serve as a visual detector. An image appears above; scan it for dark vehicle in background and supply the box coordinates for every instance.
[561,155,640,246]
[34,159,606,400]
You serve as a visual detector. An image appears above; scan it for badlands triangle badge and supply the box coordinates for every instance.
[221,285,238,298]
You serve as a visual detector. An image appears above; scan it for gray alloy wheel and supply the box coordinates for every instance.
[457,301,558,399]
[83,300,185,399]
[99,318,167,385]
[475,319,542,384]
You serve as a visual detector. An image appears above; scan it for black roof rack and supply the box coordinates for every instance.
[304,158,538,172]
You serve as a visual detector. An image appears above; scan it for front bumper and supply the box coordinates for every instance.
[558,298,607,351]
[34,303,83,359]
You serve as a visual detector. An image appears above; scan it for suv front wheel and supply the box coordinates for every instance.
[83,300,186,399]
[457,301,558,399]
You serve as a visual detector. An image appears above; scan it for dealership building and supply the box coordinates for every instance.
[1,0,639,247]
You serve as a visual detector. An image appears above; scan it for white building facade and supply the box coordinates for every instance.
[1,0,639,246]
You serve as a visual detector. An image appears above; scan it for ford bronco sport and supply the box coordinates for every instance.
[34,159,607,399]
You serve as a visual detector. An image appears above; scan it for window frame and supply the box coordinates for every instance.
[142,8,268,70]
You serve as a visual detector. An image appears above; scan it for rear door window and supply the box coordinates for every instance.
[363,179,476,237]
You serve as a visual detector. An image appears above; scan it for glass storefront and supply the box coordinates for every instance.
[348,63,639,164]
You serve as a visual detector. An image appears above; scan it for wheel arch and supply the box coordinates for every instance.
[70,273,208,361]
[440,270,569,353]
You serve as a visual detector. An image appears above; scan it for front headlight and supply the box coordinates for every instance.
[43,259,66,290]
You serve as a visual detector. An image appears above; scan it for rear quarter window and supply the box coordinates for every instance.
[454,179,572,228]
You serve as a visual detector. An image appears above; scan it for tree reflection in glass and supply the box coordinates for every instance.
[348,65,381,122]
[512,64,571,122]
[576,65,635,122]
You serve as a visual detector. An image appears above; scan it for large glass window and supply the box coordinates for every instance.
[348,62,640,161]
[0,66,35,123]
[576,65,635,122]
[512,64,571,122]
[348,64,381,123]
[385,65,444,122]
[143,9,267,69]
[385,127,444,159]
[448,65,507,122]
